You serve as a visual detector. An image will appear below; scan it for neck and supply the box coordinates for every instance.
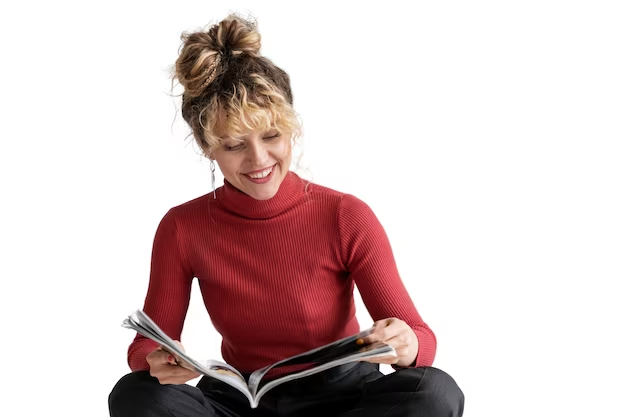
[216,171,306,219]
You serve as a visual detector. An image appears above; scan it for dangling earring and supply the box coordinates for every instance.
[210,159,216,199]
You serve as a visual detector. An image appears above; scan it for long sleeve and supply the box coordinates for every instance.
[337,194,437,367]
[127,209,195,371]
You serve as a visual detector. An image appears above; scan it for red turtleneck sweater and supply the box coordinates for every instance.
[127,172,436,375]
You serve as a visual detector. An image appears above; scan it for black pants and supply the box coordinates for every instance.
[109,362,464,417]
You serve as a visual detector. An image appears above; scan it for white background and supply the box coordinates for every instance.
[1,1,625,416]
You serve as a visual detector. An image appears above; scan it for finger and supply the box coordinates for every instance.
[157,371,201,385]
[380,318,408,336]
[363,318,398,344]
[359,336,410,365]
[391,345,410,361]
[383,332,413,350]
[359,354,399,365]
[159,345,180,357]
[362,319,388,344]
[151,362,200,384]
[147,349,170,366]
[381,330,418,367]
[156,344,185,365]
[373,319,391,332]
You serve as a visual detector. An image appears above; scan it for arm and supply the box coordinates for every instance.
[127,209,195,371]
[337,194,437,367]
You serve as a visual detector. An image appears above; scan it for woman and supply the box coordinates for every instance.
[108,14,464,417]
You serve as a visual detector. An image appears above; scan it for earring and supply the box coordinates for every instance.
[210,159,216,199]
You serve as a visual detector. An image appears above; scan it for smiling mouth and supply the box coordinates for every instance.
[245,165,274,179]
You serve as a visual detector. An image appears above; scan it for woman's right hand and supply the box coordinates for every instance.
[146,341,201,384]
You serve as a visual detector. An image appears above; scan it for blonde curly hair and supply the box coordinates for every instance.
[173,14,302,156]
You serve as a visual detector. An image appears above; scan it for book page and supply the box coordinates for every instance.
[122,310,254,406]
[247,328,390,398]
[197,360,252,396]
[252,341,396,404]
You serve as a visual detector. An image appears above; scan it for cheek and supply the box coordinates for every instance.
[276,139,292,160]
[215,155,240,175]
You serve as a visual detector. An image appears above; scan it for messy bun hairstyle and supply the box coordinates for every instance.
[174,14,301,156]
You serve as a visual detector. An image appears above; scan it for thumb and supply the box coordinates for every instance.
[173,340,186,352]
[372,319,391,331]
[362,319,390,344]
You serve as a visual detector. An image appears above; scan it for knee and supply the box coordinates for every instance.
[108,371,161,417]
[419,367,464,416]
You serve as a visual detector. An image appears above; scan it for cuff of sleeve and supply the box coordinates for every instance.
[128,339,158,372]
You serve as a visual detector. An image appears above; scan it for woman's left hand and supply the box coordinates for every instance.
[360,317,419,367]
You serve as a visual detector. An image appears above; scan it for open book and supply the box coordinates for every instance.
[122,309,396,409]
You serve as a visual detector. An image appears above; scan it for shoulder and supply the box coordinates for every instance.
[305,180,344,200]
[302,177,374,218]
[158,193,212,226]
[301,175,360,204]
[337,193,379,226]
[171,193,211,212]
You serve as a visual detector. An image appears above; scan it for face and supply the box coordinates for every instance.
[211,128,292,200]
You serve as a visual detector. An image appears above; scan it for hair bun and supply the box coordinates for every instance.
[212,14,261,56]
[175,14,261,98]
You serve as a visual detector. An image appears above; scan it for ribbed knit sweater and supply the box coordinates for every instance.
[128,171,436,376]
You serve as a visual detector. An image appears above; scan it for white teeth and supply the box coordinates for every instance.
[248,167,273,179]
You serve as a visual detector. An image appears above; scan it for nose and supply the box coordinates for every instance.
[247,138,268,165]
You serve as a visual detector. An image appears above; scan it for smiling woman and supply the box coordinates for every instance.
[108,12,464,417]
[211,128,292,200]
[174,15,302,201]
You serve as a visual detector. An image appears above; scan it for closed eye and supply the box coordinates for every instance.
[223,143,244,151]
[263,132,281,140]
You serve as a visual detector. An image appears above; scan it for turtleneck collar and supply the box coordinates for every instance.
[216,171,306,219]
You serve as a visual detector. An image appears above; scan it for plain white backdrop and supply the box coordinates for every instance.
[1,1,625,416]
